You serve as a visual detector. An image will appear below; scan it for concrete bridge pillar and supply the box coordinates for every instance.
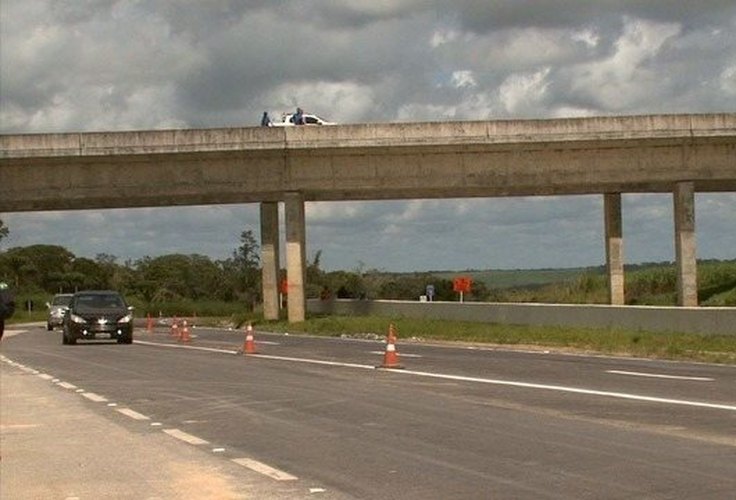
[285,192,307,322]
[604,193,625,305]
[674,182,698,306]
[260,202,280,321]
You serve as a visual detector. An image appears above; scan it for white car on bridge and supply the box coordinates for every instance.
[270,112,336,126]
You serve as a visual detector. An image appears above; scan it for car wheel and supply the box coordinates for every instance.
[47,323,53,331]
[118,334,133,344]
[62,332,68,345]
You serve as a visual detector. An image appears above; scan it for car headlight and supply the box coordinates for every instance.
[70,314,86,324]
[118,314,133,324]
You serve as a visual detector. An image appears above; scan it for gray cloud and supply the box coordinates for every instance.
[1,1,735,271]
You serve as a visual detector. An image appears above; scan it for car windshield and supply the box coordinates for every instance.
[52,295,73,306]
[74,294,125,310]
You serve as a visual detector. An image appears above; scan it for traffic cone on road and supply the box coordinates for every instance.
[170,316,179,337]
[179,320,191,343]
[378,323,403,369]
[243,323,257,354]
[146,313,153,333]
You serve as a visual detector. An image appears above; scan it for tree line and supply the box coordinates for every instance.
[0,224,489,307]
[3,218,731,307]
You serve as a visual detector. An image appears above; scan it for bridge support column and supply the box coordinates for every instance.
[285,192,307,322]
[604,193,625,305]
[260,202,280,321]
[674,182,698,307]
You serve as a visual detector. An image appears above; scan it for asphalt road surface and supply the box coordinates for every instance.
[2,323,735,499]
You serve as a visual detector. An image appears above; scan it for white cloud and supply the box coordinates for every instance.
[430,28,459,48]
[569,18,681,110]
[499,67,551,114]
[450,70,477,88]
[571,28,600,48]
[720,66,736,95]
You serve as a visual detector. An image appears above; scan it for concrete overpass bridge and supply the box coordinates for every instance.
[2,113,735,322]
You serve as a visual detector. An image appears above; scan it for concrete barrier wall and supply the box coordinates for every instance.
[307,299,736,335]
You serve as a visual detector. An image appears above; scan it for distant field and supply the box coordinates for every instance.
[431,267,603,289]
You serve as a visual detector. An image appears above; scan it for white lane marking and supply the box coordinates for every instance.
[255,340,281,345]
[117,408,150,421]
[163,428,209,445]
[37,373,54,380]
[135,340,238,355]
[133,337,735,413]
[82,392,108,403]
[606,370,715,381]
[251,354,375,371]
[58,382,77,389]
[369,351,423,358]
[390,369,736,412]
[232,457,298,481]
[212,448,226,453]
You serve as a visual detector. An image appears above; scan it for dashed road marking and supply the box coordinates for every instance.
[232,457,298,481]
[606,370,715,381]
[370,351,422,358]
[135,340,238,355]
[163,428,209,445]
[37,373,54,380]
[82,392,108,403]
[117,408,150,421]
[58,382,77,389]
[391,369,736,412]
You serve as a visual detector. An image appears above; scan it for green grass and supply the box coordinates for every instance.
[254,315,736,365]
[432,268,592,289]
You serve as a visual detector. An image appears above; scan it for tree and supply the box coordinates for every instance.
[0,245,75,291]
[0,219,8,243]
[136,254,224,301]
[219,229,261,307]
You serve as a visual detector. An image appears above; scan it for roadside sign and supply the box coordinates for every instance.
[453,277,472,303]
[453,277,472,293]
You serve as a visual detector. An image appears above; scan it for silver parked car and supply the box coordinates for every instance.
[46,293,73,331]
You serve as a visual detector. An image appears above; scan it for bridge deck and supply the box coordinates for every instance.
[1,114,734,212]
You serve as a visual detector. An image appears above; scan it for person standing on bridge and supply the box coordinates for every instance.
[293,107,304,125]
[0,281,15,340]
[261,111,271,126]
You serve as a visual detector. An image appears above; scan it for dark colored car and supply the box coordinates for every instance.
[62,290,134,345]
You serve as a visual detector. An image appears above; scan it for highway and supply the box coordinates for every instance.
[2,324,735,499]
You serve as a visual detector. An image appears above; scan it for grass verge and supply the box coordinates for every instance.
[255,315,736,365]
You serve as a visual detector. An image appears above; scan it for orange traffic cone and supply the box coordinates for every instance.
[179,320,191,343]
[243,323,257,354]
[170,316,179,337]
[379,323,403,369]
[146,313,154,333]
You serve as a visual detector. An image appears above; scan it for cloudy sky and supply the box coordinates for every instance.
[1,1,735,272]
